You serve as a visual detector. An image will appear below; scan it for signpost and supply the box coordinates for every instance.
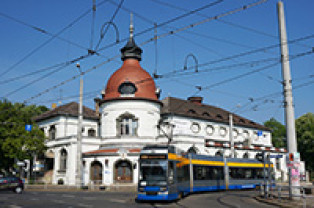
[25,124,32,132]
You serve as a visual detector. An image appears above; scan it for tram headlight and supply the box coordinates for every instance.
[140,181,147,186]
[160,187,167,192]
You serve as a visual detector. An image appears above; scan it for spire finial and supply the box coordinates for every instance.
[130,13,134,39]
[121,13,142,61]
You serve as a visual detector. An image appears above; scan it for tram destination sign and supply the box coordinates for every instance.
[140,154,167,159]
[269,155,283,159]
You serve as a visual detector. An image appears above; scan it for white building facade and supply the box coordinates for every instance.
[35,26,302,186]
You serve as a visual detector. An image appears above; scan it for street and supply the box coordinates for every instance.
[0,190,275,208]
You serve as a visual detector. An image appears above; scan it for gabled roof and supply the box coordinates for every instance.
[161,97,269,131]
[34,102,99,122]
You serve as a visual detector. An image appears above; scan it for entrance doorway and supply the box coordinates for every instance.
[114,160,132,183]
[90,161,103,184]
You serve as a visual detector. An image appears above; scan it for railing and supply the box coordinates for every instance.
[260,184,314,208]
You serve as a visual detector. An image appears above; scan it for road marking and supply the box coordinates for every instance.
[52,199,65,204]
[76,203,93,208]
[30,198,39,201]
[82,197,96,200]
[108,198,126,203]
[9,205,23,208]
[62,194,75,198]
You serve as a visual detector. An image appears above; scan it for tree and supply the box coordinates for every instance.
[295,113,314,172]
[264,118,286,148]
[0,100,49,174]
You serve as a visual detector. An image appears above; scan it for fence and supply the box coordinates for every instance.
[260,184,314,208]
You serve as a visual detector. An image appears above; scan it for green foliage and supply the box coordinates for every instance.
[0,100,49,172]
[295,113,314,172]
[264,118,286,148]
[264,114,314,172]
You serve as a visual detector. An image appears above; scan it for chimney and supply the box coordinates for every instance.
[188,96,203,105]
[51,103,57,109]
[101,89,106,99]
[94,98,101,117]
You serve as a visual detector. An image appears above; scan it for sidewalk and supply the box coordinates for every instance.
[255,184,314,208]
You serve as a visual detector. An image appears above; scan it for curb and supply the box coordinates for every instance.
[254,196,302,208]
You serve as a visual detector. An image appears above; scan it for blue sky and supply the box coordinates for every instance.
[0,0,313,124]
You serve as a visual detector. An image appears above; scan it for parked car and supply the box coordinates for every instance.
[0,176,24,194]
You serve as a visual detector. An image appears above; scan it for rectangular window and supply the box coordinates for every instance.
[193,165,224,180]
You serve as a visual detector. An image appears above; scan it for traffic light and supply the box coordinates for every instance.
[256,152,264,161]
[289,153,294,161]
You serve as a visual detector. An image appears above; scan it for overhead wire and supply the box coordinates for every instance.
[200,47,314,91]
[94,0,124,50]
[90,0,97,50]
[149,0,311,49]
[155,34,314,78]
[0,0,110,79]
[97,0,224,52]
[21,0,269,104]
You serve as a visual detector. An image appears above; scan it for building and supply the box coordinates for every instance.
[34,22,301,186]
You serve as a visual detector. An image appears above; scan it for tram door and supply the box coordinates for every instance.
[115,160,132,183]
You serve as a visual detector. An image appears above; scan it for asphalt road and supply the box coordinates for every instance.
[0,190,275,208]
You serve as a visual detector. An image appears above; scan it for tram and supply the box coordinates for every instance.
[137,145,274,201]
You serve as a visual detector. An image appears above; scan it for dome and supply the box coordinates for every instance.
[102,16,159,102]
[103,59,159,101]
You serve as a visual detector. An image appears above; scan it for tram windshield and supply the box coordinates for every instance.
[140,160,167,182]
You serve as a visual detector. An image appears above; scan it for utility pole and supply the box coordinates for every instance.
[229,113,235,158]
[277,1,300,199]
[75,63,83,187]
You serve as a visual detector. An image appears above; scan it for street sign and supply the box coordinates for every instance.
[25,124,32,132]
[269,155,283,159]
[16,161,25,166]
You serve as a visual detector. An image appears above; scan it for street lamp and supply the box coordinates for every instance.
[229,104,241,158]
[157,119,175,145]
[75,63,83,187]
[229,113,235,158]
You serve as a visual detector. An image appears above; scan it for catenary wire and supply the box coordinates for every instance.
[0,0,110,79]
[94,0,124,50]
[20,0,268,104]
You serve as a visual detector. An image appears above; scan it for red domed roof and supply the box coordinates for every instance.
[103,59,158,101]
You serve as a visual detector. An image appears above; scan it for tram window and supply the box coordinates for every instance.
[193,166,224,180]
[255,169,265,179]
[168,161,174,184]
[229,168,254,179]
[177,165,184,182]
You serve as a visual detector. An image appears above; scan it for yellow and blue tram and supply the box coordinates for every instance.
[137,145,274,201]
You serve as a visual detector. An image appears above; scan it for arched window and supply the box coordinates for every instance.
[59,149,67,171]
[216,114,223,120]
[243,152,249,159]
[49,125,56,140]
[88,128,96,137]
[117,113,138,136]
[202,112,210,117]
[188,109,196,114]
[114,160,132,183]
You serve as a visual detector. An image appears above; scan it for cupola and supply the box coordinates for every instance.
[102,14,159,102]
